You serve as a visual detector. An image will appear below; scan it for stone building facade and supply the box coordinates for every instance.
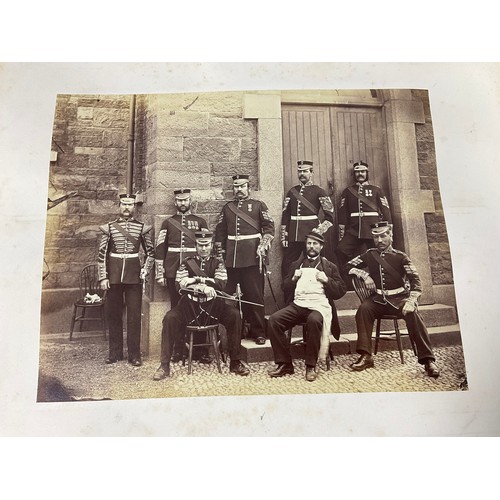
[42,89,457,356]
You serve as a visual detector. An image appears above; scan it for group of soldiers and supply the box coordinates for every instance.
[97,160,440,383]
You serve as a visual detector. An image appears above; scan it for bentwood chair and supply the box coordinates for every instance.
[351,275,416,363]
[69,264,107,340]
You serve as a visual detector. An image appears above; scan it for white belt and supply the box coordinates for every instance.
[110,252,139,259]
[291,215,318,221]
[351,212,379,217]
[376,287,406,296]
[228,233,261,241]
[168,247,196,252]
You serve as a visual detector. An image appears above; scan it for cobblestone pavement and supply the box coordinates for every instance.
[37,334,468,402]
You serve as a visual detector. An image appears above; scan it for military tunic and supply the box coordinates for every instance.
[97,217,154,361]
[346,246,435,363]
[155,211,208,279]
[338,182,392,240]
[154,211,208,308]
[215,198,275,269]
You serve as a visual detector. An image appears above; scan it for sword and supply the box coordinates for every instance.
[263,262,280,311]
[178,287,265,307]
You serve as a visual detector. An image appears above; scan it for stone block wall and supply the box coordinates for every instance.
[413,90,454,285]
[44,94,135,291]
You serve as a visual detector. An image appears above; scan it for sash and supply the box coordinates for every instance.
[227,202,261,232]
[370,251,405,287]
[347,186,379,213]
[168,217,198,243]
[110,222,139,247]
[184,257,208,278]
[290,187,317,214]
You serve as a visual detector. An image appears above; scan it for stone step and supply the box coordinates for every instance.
[240,322,462,363]
[336,302,458,332]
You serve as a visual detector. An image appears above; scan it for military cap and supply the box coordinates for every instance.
[297,160,314,171]
[370,221,392,235]
[174,188,191,200]
[305,231,324,244]
[353,161,369,171]
[232,174,250,186]
[195,229,214,244]
[119,193,136,204]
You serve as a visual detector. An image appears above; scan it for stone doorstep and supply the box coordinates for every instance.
[240,323,462,363]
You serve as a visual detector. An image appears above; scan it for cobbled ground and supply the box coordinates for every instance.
[37,334,468,402]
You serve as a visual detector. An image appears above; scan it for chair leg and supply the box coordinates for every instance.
[374,318,381,354]
[187,331,194,375]
[394,320,404,363]
[79,307,86,332]
[210,328,223,374]
[69,305,78,340]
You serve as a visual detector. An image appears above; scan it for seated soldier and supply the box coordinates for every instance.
[346,221,440,377]
[153,230,249,380]
[267,232,346,381]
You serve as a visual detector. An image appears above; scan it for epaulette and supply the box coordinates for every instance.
[142,223,153,234]
[98,223,111,234]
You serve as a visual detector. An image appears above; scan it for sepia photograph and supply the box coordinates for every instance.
[38,88,466,402]
[2,61,499,441]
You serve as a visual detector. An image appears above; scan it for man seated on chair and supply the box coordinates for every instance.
[346,221,440,377]
[153,229,250,380]
[267,232,346,381]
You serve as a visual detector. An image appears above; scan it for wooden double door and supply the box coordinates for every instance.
[282,104,391,260]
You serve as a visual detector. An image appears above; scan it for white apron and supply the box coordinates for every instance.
[293,265,332,363]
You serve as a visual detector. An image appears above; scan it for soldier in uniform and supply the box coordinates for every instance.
[337,161,392,282]
[280,160,335,279]
[155,188,208,308]
[153,230,250,380]
[346,221,440,377]
[215,174,275,345]
[98,194,155,366]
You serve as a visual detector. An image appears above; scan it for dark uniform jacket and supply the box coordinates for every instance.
[283,254,346,339]
[97,217,155,284]
[175,255,228,304]
[155,212,208,279]
[281,182,335,243]
[215,198,275,269]
[346,246,422,308]
[338,182,392,239]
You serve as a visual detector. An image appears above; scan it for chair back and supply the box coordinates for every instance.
[351,275,375,303]
[80,264,105,299]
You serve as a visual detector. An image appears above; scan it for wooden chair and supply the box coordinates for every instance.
[351,275,415,363]
[182,297,224,375]
[69,264,107,340]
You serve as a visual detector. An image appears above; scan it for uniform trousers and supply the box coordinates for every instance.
[160,296,242,367]
[166,277,181,308]
[281,242,305,279]
[268,303,323,367]
[355,297,435,363]
[107,283,142,360]
[226,266,266,339]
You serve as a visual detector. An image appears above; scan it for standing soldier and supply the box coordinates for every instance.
[154,189,208,308]
[280,160,335,279]
[98,193,155,366]
[155,189,208,361]
[215,175,275,345]
[337,161,392,281]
